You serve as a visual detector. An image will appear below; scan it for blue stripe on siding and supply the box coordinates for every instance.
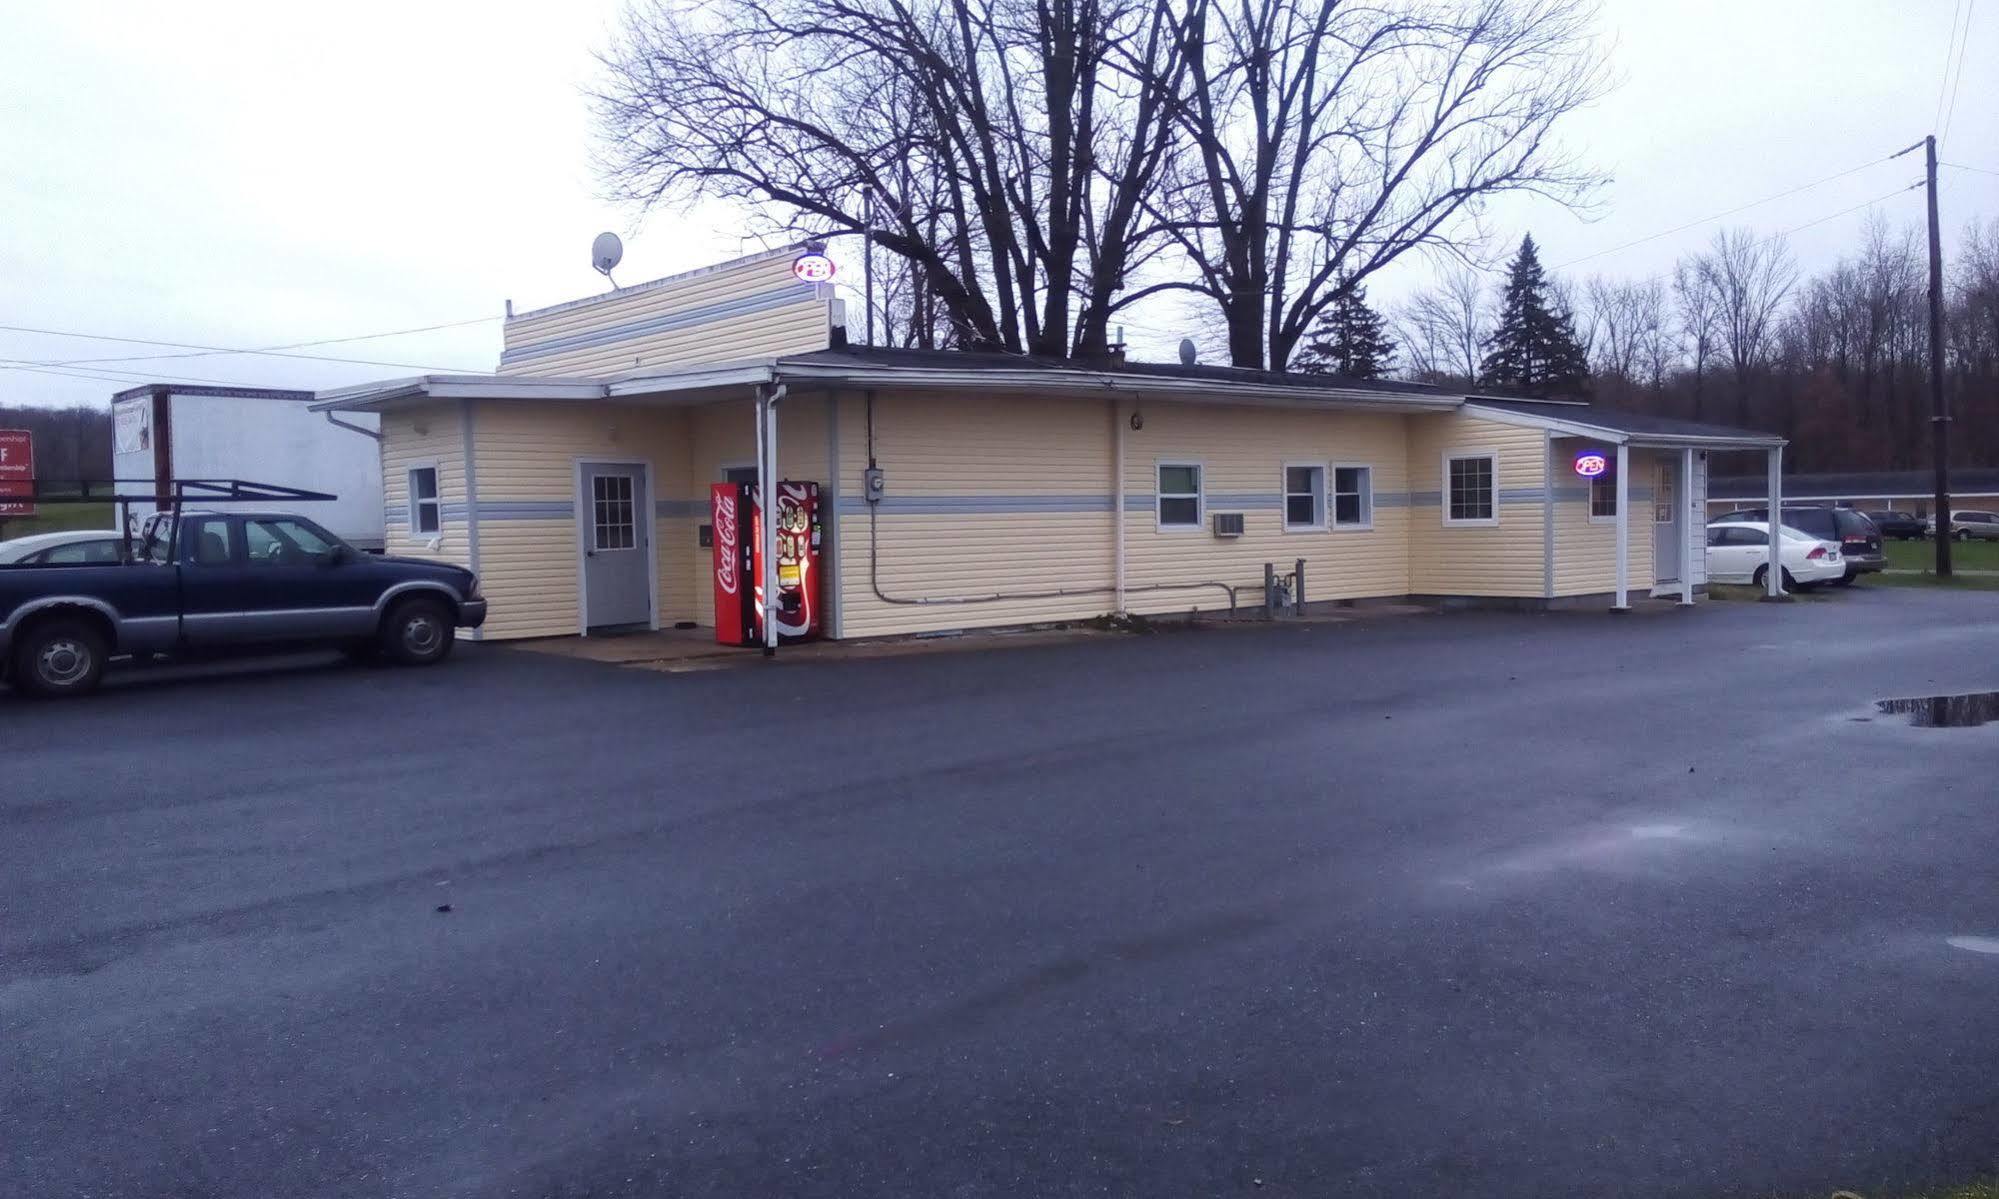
[479,501,574,521]
[384,505,408,523]
[657,499,706,518]
[499,284,819,367]
[834,494,1114,515]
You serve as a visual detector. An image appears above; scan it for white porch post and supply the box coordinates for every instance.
[757,386,784,655]
[1765,446,1784,599]
[1612,442,1631,612]
[1679,447,1696,606]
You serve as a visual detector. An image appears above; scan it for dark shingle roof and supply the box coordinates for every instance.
[778,345,1447,395]
[1466,397,1783,444]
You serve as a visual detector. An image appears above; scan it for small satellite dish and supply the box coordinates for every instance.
[1178,338,1198,366]
[591,232,624,288]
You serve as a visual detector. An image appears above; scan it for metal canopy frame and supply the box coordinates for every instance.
[4,478,339,558]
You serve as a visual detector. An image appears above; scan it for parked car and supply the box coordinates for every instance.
[1924,510,1999,541]
[0,530,126,566]
[0,510,485,698]
[1705,521,1845,591]
[1861,510,1928,540]
[1711,505,1882,582]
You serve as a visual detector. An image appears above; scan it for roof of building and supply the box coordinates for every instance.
[774,344,1448,395]
[111,383,317,403]
[313,345,1778,447]
[1709,467,1999,500]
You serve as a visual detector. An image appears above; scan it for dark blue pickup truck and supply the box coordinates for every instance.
[0,510,486,697]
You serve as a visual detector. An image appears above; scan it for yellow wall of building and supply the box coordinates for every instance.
[1551,443,1663,596]
[1403,413,1550,597]
[381,403,472,570]
[1118,402,1414,616]
[465,400,694,640]
[498,252,832,378]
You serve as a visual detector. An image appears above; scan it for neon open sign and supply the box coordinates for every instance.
[792,252,836,283]
[1573,451,1610,478]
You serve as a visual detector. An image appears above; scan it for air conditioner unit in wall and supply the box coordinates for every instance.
[1212,512,1245,537]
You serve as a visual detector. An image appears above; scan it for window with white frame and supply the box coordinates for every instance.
[1333,465,1372,528]
[1283,464,1325,530]
[1157,462,1202,528]
[408,466,441,534]
[1445,453,1496,524]
[1589,464,1618,519]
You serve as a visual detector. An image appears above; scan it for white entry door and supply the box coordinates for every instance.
[580,462,653,630]
[1653,459,1680,584]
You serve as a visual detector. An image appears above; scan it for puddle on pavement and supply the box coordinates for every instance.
[1874,691,1999,728]
[1946,936,1999,956]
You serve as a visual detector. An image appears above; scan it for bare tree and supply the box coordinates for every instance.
[1150,0,1609,370]
[1671,257,1720,420]
[1397,264,1491,386]
[1689,228,1797,426]
[594,0,1186,358]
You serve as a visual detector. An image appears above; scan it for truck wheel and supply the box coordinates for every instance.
[10,619,109,698]
[380,596,455,667]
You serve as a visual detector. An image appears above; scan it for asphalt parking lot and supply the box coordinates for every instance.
[5,589,1999,1198]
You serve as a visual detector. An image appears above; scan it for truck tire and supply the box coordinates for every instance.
[10,618,109,698]
[380,596,455,667]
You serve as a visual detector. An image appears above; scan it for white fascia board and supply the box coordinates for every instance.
[1463,402,1630,442]
[1464,401,1786,450]
[770,363,1458,411]
[311,375,611,412]
[606,360,778,398]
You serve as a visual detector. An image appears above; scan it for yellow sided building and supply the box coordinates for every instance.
[314,246,1787,643]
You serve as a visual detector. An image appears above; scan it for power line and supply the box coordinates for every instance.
[1942,161,1999,178]
[1548,151,1908,272]
[1940,0,1977,145]
[1935,0,1968,136]
[39,314,499,369]
[0,359,292,390]
[0,319,492,373]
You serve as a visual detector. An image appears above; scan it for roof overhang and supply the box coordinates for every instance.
[765,359,1461,412]
[1463,401,1786,451]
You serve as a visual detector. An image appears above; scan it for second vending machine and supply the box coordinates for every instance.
[710,480,823,646]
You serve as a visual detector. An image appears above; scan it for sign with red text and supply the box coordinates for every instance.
[0,429,33,517]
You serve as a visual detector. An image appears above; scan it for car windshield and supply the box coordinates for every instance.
[1779,526,1821,543]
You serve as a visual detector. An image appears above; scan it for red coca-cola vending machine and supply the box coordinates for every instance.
[710,480,823,646]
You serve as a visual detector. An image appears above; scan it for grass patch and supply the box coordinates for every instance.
[1883,538,1999,572]
[0,501,116,539]
[1864,570,1999,591]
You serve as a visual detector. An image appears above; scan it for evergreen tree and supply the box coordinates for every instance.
[1294,283,1398,378]
[1479,234,1590,396]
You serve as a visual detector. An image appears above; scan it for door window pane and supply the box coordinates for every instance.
[593,474,637,551]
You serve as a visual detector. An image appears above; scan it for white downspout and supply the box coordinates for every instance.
[1613,442,1631,612]
[1113,398,1127,615]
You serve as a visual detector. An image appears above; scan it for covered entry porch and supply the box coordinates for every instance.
[1464,399,1789,609]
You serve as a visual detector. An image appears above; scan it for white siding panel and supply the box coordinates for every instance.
[381,404,470,567]
[1406,414,1548,597]
[500,253,831,378]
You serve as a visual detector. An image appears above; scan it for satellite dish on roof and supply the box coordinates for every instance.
[591,232,624,288]
[1178,338,1198,366]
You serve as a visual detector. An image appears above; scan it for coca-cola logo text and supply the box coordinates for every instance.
[714,492,739,595]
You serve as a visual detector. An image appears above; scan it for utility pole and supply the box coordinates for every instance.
[1925,134,1953,576]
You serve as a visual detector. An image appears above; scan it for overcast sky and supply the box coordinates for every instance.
[2,0,1993,408]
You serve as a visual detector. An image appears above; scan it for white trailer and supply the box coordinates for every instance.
[110,385,384,550]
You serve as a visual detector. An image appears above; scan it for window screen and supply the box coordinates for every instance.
[1447,455,1495,522]
[593,474,638,551]
[1157,464,1201,528]
[1284,465,1324,529]
[1333,466,1372,527]
[409,467,441,535]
